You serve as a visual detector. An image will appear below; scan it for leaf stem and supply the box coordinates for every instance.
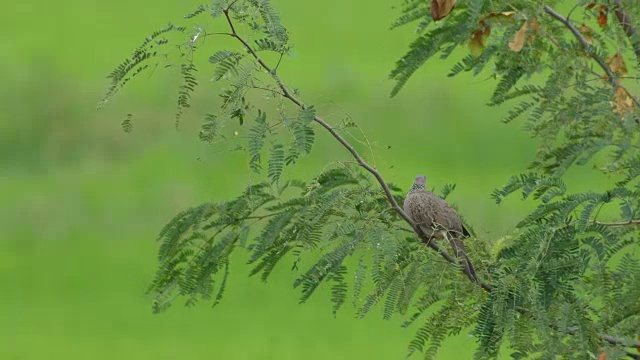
[595,219,640,226]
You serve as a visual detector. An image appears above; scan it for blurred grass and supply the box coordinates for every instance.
[0,0,603,359]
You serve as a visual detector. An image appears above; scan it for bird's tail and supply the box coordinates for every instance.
[449,238,479,283]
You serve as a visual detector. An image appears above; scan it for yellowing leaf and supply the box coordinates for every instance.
[509,18,538,52]
[469,19,491,56]
[509,16,540,52]
[579,24,594,43]
[611,86,633,116]
[509,23,527,52]
[430,0,456,21]
[607,53,628,76]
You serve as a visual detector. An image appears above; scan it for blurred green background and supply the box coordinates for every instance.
[1,0,560,359]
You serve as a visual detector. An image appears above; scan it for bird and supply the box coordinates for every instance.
[403,174,478,282]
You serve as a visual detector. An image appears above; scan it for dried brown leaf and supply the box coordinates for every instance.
[469,19,491,56]
[509,16,540,52]
[509,18,538,52]
[430,0,456,21]
[607,53,628,76]
[509,22,527,52]
[579,24,594,43]
[611,86,633,116]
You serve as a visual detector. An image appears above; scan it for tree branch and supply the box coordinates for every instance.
[221,4,637,353]
[595,219,640,226]
[543,5,640,110]
[601,338,640,359]
[567,326,640,359]
[613,0,640,63]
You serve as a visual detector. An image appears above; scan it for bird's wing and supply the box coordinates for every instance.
[405,192,469,238]
[404,192,437,235]
[424,193,466,238]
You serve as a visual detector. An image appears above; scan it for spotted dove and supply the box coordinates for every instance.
[404,174,477,281]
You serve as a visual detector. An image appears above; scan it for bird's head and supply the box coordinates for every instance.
[409,174,426,193]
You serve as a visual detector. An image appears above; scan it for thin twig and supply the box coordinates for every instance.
[613,0,640,63]
[568,326,640,359]
[543,5,640,109]
[243,211,290,220]
[595,219,640,226]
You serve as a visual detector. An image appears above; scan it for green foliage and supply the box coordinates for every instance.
[146,163,487,359]
[175,63,198,127]
[390,7,640,356]
[486,164,639,356]
[184,4,207,19]
[98,23,186,109]
[267,143,284,183]
[210,50,245,81]
[246,0,288,47]
[248,110,269,172]
[121,113,133,133]
[104,0,640,359]
[391,0,640,179]
[148,167,391,308]
[290,106,315,155]
[199,114,224,143]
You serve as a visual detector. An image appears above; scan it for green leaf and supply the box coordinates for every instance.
[267,143,285,183]
[248,110,269,172]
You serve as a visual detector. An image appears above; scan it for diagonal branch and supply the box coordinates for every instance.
[221,4,639,353]
[543,5,640,110]
[565,326,640,359]
[613,0,640,63]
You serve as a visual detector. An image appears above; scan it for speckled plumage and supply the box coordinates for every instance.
[404,174,477,281]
